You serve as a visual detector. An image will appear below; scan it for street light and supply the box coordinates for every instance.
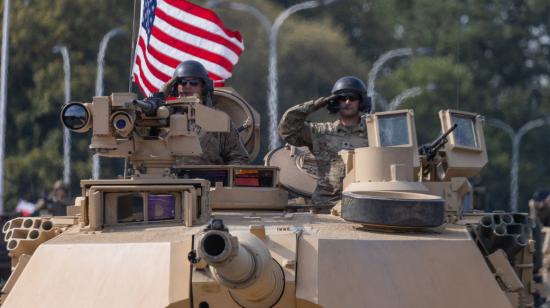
[267,1,321,150]
[368,47,432,112]
[93,27,124,180]
[207,0,333,150]
[486,117,550,212]
[52,45,71,188]
[0,0,10,213]
[206,1,271,33]
[387,86,423,111]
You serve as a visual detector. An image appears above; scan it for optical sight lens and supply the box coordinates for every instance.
[62,104,89,130]
[116,119,127,129]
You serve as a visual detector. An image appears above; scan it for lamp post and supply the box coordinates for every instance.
[368,47,432,112]
[267,1,321,150]
[93,27,124,180]
[0,0,10,213]
[52,45,71,188]
[207,0,334,150]
[206,1,271,32]
[486,117,550,212]
[387,86,423,111]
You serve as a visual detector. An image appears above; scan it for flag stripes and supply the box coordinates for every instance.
[133,0,243,96]
[162,0,243,44]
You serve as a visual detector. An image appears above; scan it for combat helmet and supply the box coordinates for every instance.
[532,190,550,202]
[328,76,371,113]
[53,180,67,192]
[171,60,214,99]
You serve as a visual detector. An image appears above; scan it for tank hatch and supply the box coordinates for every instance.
[341,191,445,231]
[264,145,317,197]
[213,87,261,162]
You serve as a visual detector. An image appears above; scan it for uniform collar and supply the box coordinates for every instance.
[333,119,365,133]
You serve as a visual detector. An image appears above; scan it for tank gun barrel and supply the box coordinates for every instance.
[197,219,285,308]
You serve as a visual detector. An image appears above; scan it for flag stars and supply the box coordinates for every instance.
[142,0,158,42]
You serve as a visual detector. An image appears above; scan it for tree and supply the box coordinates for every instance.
[2,1,133,209]
[2,0,550,212]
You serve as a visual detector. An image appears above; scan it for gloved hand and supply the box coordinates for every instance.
[313,94,339,109]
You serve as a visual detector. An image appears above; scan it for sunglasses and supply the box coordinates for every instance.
[337,94,360,102]
[176,79,202,87]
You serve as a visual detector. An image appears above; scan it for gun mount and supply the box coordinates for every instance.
[61,93,231,176]
[419,123,458,161]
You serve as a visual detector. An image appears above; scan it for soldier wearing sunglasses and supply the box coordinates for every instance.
[159,60,249,165]
[278,76,371,208]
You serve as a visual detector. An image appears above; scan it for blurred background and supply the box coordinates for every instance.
[1,0,550,213]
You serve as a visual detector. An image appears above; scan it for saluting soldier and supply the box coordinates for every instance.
[278,76,370,207]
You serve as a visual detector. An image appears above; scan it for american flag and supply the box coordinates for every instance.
[132,0,245,96]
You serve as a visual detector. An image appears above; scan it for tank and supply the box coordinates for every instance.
[0,90,538,308]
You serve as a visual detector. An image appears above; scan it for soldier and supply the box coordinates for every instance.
[278,76,370,207]
[530,190,550,305]
[530,190,550,226]
[159,60,249,165]
[34,180,69,216]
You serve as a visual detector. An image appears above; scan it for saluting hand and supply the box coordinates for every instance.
[313,94,339,109]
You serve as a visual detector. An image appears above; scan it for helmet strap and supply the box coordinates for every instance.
[205,93,214,107]
[171,83,179,97]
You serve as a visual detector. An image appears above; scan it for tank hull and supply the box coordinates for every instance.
[1,213,511,308]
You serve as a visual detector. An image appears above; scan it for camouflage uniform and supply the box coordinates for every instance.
[278,98,369,206]
[34,198,68,217]
[34,180,70,216]
[176,122,249,165]
[160,77,249,165]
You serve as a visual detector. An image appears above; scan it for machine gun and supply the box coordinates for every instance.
[60,92,231,175]
[418,123,457,161]
[131,92,165,117]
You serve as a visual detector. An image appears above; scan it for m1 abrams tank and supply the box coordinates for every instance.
[0,89,538,308]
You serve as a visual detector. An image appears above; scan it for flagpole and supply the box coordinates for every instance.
[128,0,138,92]
[124,0,139,180]
[0,0,10,214]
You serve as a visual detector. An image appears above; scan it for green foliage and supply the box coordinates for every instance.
[2,0,132,210]
[1,0,550,212]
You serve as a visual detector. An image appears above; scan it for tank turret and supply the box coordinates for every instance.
[0,88,540,307]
